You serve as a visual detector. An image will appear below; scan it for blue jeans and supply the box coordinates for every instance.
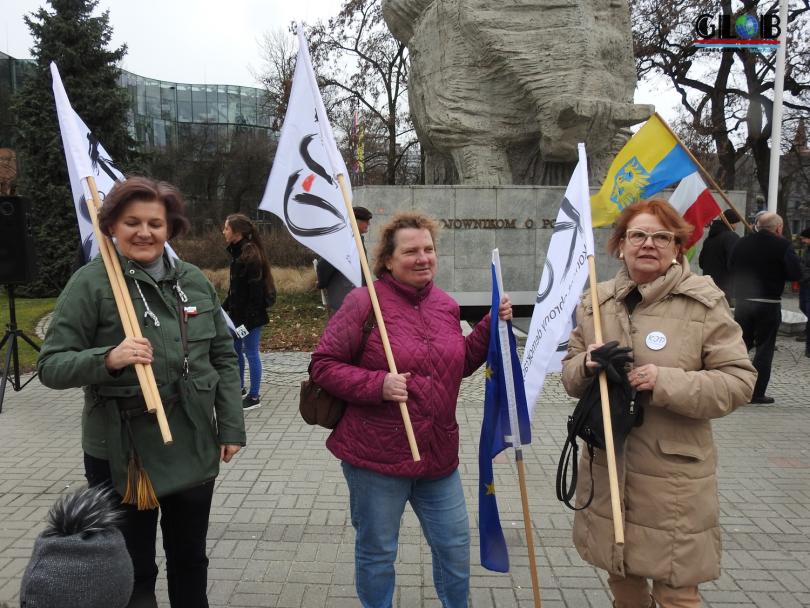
[341,462,470,608]
[234,327,262,397]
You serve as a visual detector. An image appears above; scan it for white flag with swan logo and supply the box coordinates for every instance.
[259,27,361,287]
[521,143,594,417]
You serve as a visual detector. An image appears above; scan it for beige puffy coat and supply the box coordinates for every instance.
[561,261,756,587]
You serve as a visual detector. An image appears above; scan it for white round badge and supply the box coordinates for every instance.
[645,331,667,351]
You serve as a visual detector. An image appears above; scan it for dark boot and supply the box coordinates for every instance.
[126,580,159,608]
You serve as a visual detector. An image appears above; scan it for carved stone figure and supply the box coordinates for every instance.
[383,0,653,185]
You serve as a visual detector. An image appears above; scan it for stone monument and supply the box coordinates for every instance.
[382,0,653,185]
[365,1,743,307]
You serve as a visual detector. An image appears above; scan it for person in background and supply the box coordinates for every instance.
[222,214,276,411]
[798,227,810,357]
[698,208,741,305]
[20,485,134,608]
[730,212,802,403]
[38,177,246,608]
[562,198,755,608]
[316,206,372,315]
[311,212,512,608]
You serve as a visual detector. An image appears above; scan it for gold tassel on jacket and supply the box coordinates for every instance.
[122,451,160,511]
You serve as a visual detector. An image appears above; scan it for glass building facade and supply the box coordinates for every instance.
[0,52,36,149]
[118,71,274,150]
[0,51,275,151]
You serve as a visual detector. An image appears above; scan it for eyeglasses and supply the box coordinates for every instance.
[625,228,675,248]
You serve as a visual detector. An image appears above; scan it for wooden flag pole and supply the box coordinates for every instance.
[655,113,752,233]
[84,176,172,444]
[492,250,541,606]
[516,450,542,607]
[587,256,624,545]
[336,174,421,462]
[86,178,165,419]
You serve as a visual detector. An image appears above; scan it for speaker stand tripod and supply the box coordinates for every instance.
[0,284,40,413]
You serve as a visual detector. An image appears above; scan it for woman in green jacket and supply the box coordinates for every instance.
[38,177,246,608]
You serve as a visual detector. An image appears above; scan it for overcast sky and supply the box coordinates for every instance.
[4,0,337,87]
[3,0,677,119]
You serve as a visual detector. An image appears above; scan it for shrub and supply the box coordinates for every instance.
[172,223,316,270]
[203,266,317,295]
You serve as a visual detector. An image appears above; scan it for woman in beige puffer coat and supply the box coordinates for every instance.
[562,199,756,608]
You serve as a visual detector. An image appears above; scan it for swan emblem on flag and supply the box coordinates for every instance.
[282,133,347,238]
[610,157,649,212]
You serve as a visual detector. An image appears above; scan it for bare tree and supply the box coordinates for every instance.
[254,28,297,132]
[632,0,810,214]
[306,0,418,185]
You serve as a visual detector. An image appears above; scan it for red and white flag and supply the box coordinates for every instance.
[259,26,361,287]
[668,171,722,249]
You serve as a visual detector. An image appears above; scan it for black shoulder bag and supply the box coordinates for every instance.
[556,341,642,510]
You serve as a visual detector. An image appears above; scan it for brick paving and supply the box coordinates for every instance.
[0,325,808,606]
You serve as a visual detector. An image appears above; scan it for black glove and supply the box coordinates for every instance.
[580,340,641,449]
[589,340,633,384]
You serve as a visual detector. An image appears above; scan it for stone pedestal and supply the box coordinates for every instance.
[353,185,748,306]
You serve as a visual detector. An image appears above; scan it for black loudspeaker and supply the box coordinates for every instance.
[0,196,37,284]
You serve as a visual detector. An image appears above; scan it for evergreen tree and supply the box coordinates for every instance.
[13,0,132,295]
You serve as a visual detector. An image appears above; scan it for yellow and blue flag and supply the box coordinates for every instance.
[591,113,697,227]
[479,252,532,572]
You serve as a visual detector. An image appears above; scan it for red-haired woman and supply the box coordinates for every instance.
[561,198,756,607]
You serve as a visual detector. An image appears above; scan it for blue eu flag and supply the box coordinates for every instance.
[478,262,532,572]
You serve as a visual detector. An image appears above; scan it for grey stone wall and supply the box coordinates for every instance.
[353,185,748,306]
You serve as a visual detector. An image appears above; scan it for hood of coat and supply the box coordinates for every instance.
[706,218,733,238]
[226,239,245,260]
[593,258,725,310]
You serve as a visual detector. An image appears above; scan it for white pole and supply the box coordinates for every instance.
[767,0,790,213]
[492,249,521,452]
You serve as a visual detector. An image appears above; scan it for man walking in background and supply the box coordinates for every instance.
[699,208,741,305]
[316,206,372,315]
[798,228,810,357]
[730,212,802,404]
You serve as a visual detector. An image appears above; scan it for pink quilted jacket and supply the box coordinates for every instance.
[311,273,490,478]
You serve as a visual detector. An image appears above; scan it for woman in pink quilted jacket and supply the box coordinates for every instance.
[311,212,511,608]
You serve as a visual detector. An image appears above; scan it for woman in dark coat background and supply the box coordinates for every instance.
[222,214,275,410]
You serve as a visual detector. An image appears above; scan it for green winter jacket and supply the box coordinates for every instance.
[38,253,246,497]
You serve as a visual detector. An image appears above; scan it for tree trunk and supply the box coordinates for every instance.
[386,117,397,185]
[711,51,737,189]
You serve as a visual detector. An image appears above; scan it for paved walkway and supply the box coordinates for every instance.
[0,333,808,607]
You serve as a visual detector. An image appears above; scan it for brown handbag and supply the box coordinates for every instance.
[299,310,376,429]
